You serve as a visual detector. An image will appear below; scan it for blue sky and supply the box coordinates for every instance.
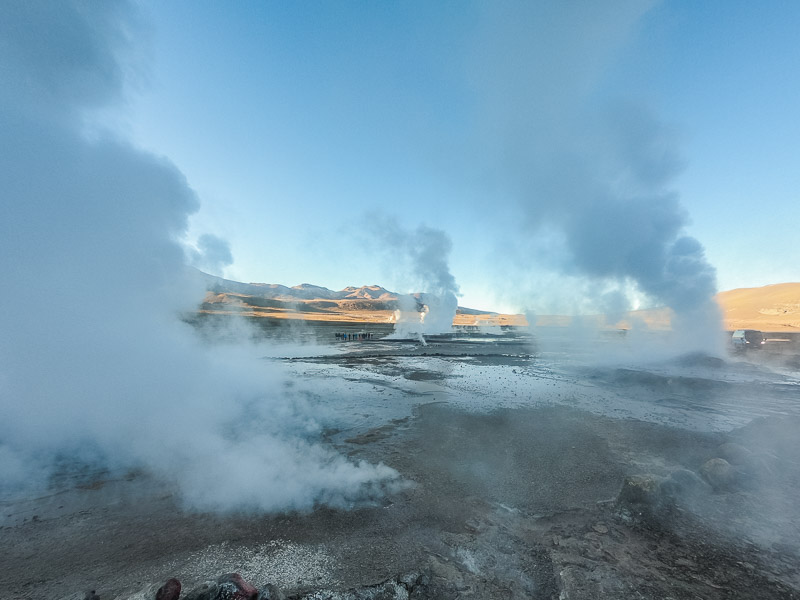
[122,1,800,313]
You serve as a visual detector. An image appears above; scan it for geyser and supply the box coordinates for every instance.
[0,0,399,511]
[469,2,722,354]
[369,217,460,340]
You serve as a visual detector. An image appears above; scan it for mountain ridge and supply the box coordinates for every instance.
[197,272,800,331]
[202,273,408,304]
[196,271,521,326]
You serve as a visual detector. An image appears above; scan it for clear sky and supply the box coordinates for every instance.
[121,0,800,313]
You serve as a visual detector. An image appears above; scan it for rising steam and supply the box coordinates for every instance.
[188,233,235,277]
[0,0,398,511]
[470,2,722,353]
[368,217,460,339]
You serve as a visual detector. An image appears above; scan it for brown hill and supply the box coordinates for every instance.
[198,290,527,326]
[529,284,800,332]
[570,283,800,332]
[196,273,526,326]
[196,272,800,332]
[716,282,800,332]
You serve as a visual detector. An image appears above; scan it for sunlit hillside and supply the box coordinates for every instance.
[197,276,800,332]
[716,282,800,332]
[581,283,800,332]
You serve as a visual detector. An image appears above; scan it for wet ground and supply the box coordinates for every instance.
[2,326,800,599]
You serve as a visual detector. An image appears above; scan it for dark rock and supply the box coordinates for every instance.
[658,468,712,501]
[616,475,661,506]
[615,474,682,526]
[184,574,259,600]
[408,573,431,600]
[401,572,431,599]
[183,582,218,600]
[216,573,258,600]
[156,578,182,600]
[398,572,422,588]
[257,583,285,600]
[699,458,735,490]
[84,591,100,600]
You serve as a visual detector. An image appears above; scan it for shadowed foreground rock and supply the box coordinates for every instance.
[699,458,735,490]
[147,574,433,600]
[616,475,660,507]
[184,573,259,600]
[156,578,181,600]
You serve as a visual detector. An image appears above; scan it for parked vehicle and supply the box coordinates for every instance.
[731,329,765,350]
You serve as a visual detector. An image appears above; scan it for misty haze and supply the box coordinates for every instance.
[2,2,800,600]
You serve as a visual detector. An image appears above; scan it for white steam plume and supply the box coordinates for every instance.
[0,0,398,511]
[188,233,234,277]
[470,2,722,353]
[367,217,459,338]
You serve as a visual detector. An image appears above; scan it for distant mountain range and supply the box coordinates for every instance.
[200,274,397,301]
[196,272,521,326]
[196,273,800,331]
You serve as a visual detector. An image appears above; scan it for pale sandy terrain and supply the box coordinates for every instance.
[198,282,800,332]
[716,282,800,332]
[617,283,800,332]
[525,283,800,332]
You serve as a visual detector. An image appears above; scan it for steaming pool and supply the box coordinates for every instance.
[3,325,800,599]
[281,327,800,436]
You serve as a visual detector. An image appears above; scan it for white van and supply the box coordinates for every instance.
[731,329,765,350]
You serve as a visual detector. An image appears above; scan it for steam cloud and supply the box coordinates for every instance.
[368,218,460,338]
[0,0,398,510]
[188,233,234,277]
[471,2,722,352]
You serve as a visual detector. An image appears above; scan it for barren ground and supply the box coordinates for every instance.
[2,327,800,599]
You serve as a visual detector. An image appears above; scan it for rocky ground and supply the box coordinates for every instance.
[2,332,799,599]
